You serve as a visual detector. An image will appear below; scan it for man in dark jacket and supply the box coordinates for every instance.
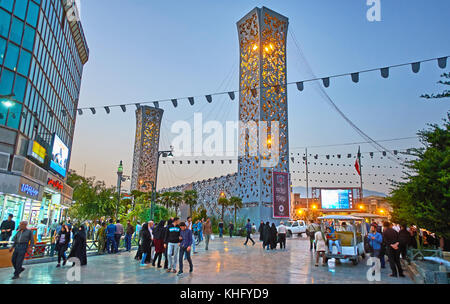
[0,214,15,248]
[10,221,34,280]
[178,222,193,275]
[398,224,411,262]
[125,220,134,252]
[243,219,255,246]
[382,222,404,277]
[164,217,181,273]
[228,222,234,238]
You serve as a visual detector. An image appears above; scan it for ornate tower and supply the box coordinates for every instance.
[237,7,289,222]
[130,106,164,192]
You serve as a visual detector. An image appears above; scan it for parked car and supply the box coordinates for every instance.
[278,220,307,237]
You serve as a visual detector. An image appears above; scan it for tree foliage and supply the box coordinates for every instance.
[421,73,450,99]
[389,112,450,239]
[229,196,243,226]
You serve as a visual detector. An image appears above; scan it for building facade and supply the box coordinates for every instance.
[130,106,164,192]
[237,7,290,223]
[0,0,88,233]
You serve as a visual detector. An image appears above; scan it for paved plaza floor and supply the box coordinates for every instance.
[0,236,413,284]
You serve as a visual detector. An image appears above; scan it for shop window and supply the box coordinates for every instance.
[0,9,11,37]
[4,42,19,71]
[0,68,14,95]
[10,17,24,45]
[26,1,39,28]
[0,0,14,13]
[13,74,27,101]
[13,0,28,20]
[17,48,31,75]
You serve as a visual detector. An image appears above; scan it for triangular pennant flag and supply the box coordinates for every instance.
[77,109,83,115]
[171,99,178,107]
[90,108,96,114]
[135,103,140,109]
[411,62,420,73]
[104,106,110,114]
[322,77,330,88]
[438,57,447,69]
[250,88,257,98]
[205,95,212,103]
[188,97,195,105]
[381,67,389,78]
[296,82,304,91]
[153,101,159,108]
[120,105,126,112]
[351,72,359,83]
[228,91,235,100]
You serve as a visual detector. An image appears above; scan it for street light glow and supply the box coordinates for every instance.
[2,101,13,107]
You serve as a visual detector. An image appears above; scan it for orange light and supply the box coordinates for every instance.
[269,43,274,50]
[297,209,303,215]
[265,46,269,52]
[252,44,258,51]
[359,205,364,210]
[379,209,385,214]
[312,205,317,210]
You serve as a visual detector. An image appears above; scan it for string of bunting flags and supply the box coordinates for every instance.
[75,55,448,115]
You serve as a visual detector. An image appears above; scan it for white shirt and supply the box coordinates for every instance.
[277,225,287,234]
[187,221,192,230]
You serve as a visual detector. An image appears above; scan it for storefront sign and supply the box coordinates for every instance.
[272,172,290,218]
[20,183,39,197]
[47,178,63,191]
[27,140,46,164]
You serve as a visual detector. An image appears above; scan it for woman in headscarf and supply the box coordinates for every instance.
[55,224,70,267]
[263,222,271,250]
[151,220,166,267]
[139,222,152,266]
[270,223,278,250]
[163,219,173,269]
[68,225,87,266]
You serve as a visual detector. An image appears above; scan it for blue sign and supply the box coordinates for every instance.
[20,184,39,197]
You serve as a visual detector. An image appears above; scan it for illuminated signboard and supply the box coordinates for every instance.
[47,178,63,191]
[20,183,39,197]
[320,189,353,209]
[49,134,69,178]
[27,140,46,164]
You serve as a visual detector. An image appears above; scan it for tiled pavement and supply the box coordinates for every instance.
[0,235,413,284]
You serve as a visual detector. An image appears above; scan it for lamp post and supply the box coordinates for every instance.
[115,161,130,219]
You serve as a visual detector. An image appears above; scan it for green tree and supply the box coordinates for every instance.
[171,192,183,216]
[389,112,450,243]
[183,190,198,216]
[218,197,230,221]
[158,192,172,209]
[421,73,450,99]
[229,196,243,226]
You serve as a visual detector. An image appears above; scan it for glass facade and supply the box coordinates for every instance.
[0,0,89,157]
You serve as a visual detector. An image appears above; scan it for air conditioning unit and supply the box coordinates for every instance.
[0,152,10,171]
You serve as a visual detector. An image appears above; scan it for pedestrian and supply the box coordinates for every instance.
[49,219,58,240]
[228,221,234,238]
[314,230,327,266]
[164,217,181,273]
[106,219,117,254]
[152,220,166,267]
[49,219,58,256]
[37,220,46,242]
[382,222,405,277]
[270,223,278,250]
[258,221,264,242]
[263,222,271,250]
[203,218,212,250]
[0,214,15,248]
[125,220,134,252]
[162,219,173,269]
[68,225,87,266]
[307,220,320,251]
[178,222,193,275]
[55,224,70,267]
[367,224,383,260]
[218,220,224,238]
[243,219,256,246]
[277,221,287,249]
[398,224,411,262]
[96,222,107,254]
[252,223,256,234]
[186,217,196,254]
[114,219,123,253]
[147,221,155,262]
[139,223,152,266]
[66,219,72,232]
[9,221,34,280]
[198,219,204,242]
[133,221,141,244]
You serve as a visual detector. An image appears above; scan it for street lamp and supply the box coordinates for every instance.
[115,160,130,219]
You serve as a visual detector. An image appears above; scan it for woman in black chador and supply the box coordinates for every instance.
[262,222,271,250]
[68,225,87,266]
[270,223,278,250]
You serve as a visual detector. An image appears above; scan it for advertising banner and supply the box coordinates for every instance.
[50,134,69,177]
[272,171,290,218]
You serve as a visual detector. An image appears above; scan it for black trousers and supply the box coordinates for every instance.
[179,246,193,272]
[386,246,403,276]
[57,246,67,263]
[11,244,27,276]
[399,243,408,260]
[164,247,169,269]
[153,252,163,266]
[279,233,286,249]
[244,232,255,245]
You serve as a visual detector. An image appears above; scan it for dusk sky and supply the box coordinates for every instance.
[70,0,449,194]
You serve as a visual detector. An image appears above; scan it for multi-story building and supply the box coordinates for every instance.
[0,0,88,231]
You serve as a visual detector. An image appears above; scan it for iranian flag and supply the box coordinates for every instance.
[354,147,361,176]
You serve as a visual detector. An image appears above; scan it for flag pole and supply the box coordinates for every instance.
[358,146,363,203]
